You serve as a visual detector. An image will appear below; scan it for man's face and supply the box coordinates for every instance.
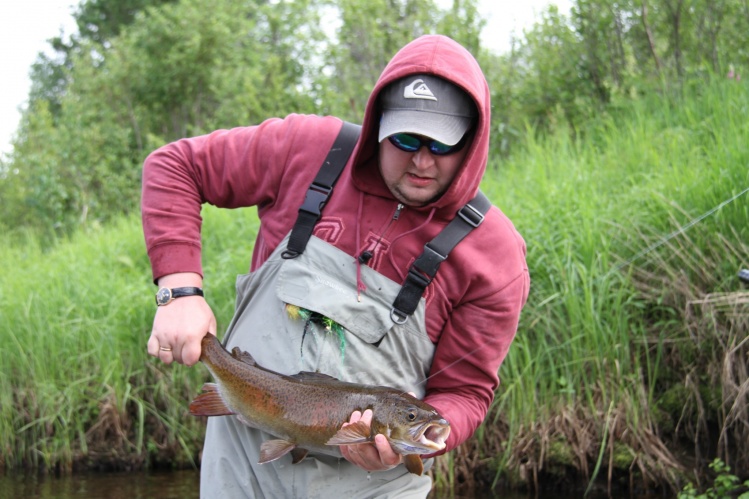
[378,134,470,207]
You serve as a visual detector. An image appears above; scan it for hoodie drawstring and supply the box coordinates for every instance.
[355,192,367,301]
[388,207,436,282]
[355,199,436,299]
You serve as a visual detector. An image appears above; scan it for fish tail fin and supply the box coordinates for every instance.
[189,385,235,417]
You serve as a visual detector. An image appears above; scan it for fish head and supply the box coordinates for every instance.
[376,394,451,456]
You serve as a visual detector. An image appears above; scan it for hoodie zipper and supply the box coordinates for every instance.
[357,203,405,301]
[392,203,404,221]
[383,203,404,238]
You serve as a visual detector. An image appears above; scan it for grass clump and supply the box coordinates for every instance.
[0,208,258,471]
[438,77,749,496]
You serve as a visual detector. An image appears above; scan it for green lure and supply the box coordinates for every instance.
[285,304,346,360]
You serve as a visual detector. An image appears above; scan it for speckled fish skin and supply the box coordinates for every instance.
[188,334,451,475]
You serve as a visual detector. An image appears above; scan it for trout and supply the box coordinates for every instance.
[188,333,450,475]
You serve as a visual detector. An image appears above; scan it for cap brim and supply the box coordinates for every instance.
[378,110,473,146]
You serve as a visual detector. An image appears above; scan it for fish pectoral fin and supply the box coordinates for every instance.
[188,390,234,417]
[290,447,309,464]
[403,454,424,476]
[326,421,371,445]
[259,439,297,464]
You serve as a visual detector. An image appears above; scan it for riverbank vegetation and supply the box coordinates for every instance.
[1,0,748,496]
[1,76,746,496]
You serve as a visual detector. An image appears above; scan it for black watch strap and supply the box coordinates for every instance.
[155,286,204,306]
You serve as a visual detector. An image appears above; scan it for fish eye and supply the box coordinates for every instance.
[408,411,417,421]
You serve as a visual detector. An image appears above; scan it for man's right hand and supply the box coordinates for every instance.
[147,272,217,366]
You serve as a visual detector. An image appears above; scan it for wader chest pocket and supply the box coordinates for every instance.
[276,236,403,345]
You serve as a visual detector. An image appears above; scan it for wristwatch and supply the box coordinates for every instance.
[155,287,204,306]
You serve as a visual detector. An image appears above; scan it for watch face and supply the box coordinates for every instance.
[156,287,172,306]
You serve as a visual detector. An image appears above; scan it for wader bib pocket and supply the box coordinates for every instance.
[275,236,434,394]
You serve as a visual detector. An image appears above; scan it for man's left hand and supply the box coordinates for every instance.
[339,409,402,471]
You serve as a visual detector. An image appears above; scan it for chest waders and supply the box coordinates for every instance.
[199,123,489,499]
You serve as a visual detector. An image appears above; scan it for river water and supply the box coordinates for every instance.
[0,469,200,499]
[0,469,636,498]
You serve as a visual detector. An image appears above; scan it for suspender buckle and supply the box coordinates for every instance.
[407,268,432,288]
[300,183,333,218]
[458,202,485,228]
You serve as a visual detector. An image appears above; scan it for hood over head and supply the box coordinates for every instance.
[378,74,478,146]
[351,35,491,216]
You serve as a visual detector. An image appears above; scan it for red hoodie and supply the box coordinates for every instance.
[142,35,529,452]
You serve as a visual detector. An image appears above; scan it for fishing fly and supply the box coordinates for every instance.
[286,303,346,360]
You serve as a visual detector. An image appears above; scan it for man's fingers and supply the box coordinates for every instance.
[181,337,203,366]
[360,409,373,425]
[346,411,363,425]
[147,336,159,357]
[374,434,401,466]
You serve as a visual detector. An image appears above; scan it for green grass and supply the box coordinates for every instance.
[0,208,258,471]
[471,76,749,493]
[1,76,747,495]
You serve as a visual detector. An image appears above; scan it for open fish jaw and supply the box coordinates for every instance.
[420,421,450,449]
[393,419,450,454]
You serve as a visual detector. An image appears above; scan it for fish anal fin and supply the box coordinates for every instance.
[188,390,234,417]
[201,382,219,392]
[259,439,297,464]
[230,347,256,366]
[290,447,308,464]
[326,421,371,445]
[403,454,424,476]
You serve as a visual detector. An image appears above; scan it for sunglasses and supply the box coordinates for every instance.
[387,132,469,156]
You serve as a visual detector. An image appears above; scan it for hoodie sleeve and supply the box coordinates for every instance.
[141,114,340,282]
[422,215,530,453]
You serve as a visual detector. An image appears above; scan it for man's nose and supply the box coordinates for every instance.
[412,147,436,169]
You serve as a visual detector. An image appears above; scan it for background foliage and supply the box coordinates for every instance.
[3,0,749,235]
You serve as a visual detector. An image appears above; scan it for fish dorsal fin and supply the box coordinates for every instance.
[403,455,424,476]
[259,439,296,464]
[326,421,371,445]
[290,371,339,382]
[230,347,256,366]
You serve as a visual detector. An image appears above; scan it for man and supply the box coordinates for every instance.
[142,34,529,497]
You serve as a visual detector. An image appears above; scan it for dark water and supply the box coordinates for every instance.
[0,470,643,498]
[0,469,200,499]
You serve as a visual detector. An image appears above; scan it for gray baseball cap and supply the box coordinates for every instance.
[378,74,477,146]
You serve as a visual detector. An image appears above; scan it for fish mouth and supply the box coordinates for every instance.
[410,418,451,452]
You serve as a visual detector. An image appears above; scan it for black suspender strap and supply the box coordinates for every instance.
[280,119,488,325]
[390,191,491,324]
[282,121,361,259]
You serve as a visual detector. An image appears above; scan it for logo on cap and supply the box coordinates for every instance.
[403,79,437,101]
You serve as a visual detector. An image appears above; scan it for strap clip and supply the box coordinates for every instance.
[300,183,333,218]
[457,202,485,228]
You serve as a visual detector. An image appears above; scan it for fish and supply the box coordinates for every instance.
[188,333,450,476]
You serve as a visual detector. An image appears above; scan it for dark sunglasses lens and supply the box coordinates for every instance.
[388,132,466,155]
[389,133,421,152]
[429,141,455,155]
